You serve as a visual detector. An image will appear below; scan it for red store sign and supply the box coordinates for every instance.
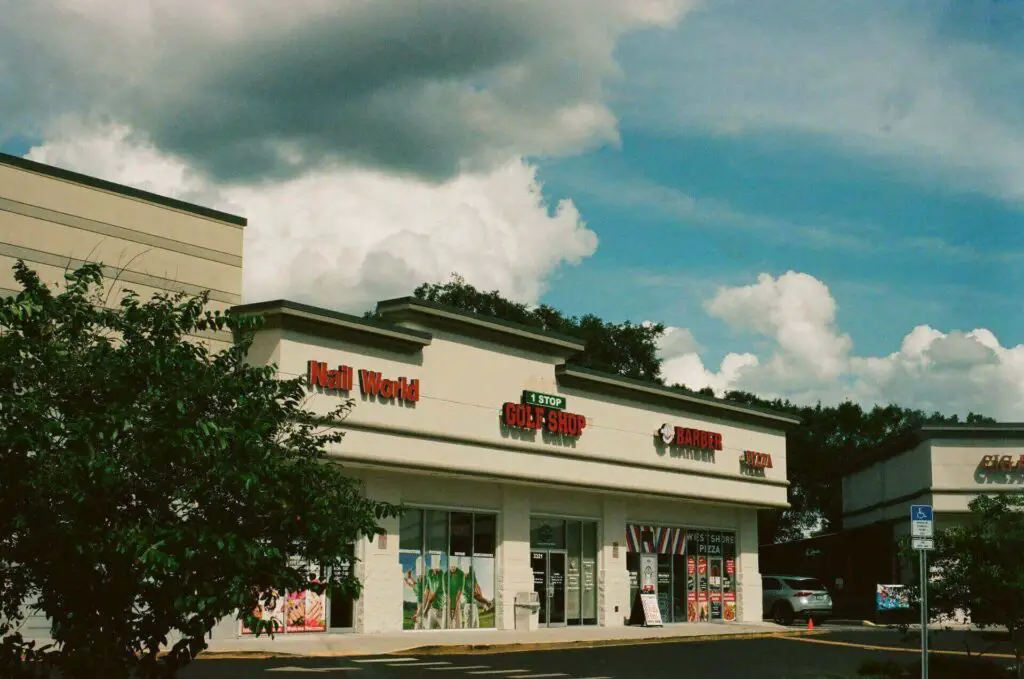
[740,450,773,469]
[501,402,588,438]
[307,360,420,404]
[656,424,723,451]
[980,454,1024,472]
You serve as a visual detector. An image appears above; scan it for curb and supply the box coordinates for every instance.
[196,629,827,660]
[828,619,877,627]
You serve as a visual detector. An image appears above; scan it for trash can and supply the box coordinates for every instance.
[514,591,540,631]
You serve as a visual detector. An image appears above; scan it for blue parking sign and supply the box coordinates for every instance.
[911,505,933,522]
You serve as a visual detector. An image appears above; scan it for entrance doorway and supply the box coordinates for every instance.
[531,550,567,626]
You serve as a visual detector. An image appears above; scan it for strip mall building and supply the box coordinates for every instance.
[215,298,800,635]
[0,151,800,638]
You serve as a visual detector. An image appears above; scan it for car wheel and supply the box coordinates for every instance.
[772,602,794,626]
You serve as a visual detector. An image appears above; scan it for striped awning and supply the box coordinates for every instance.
[625,524,686,555]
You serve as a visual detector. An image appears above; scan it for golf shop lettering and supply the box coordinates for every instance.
[307,360,420,403]
[501,402,588,437]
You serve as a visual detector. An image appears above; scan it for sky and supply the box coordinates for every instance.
[1,0,1022,420]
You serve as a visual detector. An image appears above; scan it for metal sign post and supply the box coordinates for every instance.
[911,504,933,679]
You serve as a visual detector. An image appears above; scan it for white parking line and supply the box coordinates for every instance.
[389,661,453,667]
[574,676,614,679]
[427,666,490,671]
[353,658,420,663]
[265,668,361,673]
[465,671,530,676]
[516,674,568,678]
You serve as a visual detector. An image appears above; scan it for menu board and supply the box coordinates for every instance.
[639,593,664,627]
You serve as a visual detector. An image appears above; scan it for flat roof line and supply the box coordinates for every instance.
[375,296,587,355]
[0,152,247,227]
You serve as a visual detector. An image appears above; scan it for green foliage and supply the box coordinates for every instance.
[904,493,1024,675]
[410,274,665,382]
[0,261,400,678]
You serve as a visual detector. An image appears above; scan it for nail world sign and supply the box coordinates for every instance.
[307,360,420,404]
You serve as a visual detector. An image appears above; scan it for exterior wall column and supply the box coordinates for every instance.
[357,475,403,633]
[599,497,628,627]
[736,508,762,623]
[497,485,532,630]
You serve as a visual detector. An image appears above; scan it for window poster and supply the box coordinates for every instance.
[723,535,737,622]
[462,555,496,629]
[285,589,328,633]
[241,591,285,635]
[402,552,449,629]
[686,556,698,622]
[697,556,709,622]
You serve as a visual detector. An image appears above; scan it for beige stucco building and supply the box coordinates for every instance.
[204,297,799,636]
[2,151,800,639]
[0,152,245,351]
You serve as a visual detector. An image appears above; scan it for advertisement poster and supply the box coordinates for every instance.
[876,584,911,611]
[401,552,495,629]
[697,556,709,622]
[465,556,496,629]
[723,558,736,622]
[686,556,697,622]
[241,592,285,635]
[402,552,449,629]
[285,589,327,633]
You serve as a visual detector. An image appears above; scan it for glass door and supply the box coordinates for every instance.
[548,551,567,626]
[531,550,567,626]
[709,556,724,621]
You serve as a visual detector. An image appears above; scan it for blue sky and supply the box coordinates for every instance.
[536,0,1024,372]
[3,0,1022,416]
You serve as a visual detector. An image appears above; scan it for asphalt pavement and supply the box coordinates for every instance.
[179,627,1015,679]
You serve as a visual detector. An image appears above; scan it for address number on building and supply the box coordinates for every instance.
[522,390,566,410]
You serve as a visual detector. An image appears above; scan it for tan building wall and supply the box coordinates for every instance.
[0,153,246,350]
[211,297,797,636]
[842,428,1024,531]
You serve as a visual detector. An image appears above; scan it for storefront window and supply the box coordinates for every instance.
[626,524,687,623]
[399,509,497,631]
[686,529,738,622]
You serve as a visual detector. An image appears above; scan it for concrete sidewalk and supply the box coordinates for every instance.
[198,621,821,658]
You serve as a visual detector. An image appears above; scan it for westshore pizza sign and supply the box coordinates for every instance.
[307,360,420,404]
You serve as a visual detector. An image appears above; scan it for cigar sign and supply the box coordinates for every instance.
[979,454,1024,472]
[307,360,420,404]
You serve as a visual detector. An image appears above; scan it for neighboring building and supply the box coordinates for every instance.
[201,297,799,636]
[0,152,246,351]
[761,423,1024,621]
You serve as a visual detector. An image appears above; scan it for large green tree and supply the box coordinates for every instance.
[401,274,665,382]
[397,274,995,543]
[0,262,399,679]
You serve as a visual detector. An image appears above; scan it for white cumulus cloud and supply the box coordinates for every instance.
[26,127,598,311]
[657,271,1024,420]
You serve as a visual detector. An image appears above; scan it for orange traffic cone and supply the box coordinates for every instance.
[807,617,815,631]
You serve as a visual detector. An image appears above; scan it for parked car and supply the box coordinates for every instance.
[762,574,833,626]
